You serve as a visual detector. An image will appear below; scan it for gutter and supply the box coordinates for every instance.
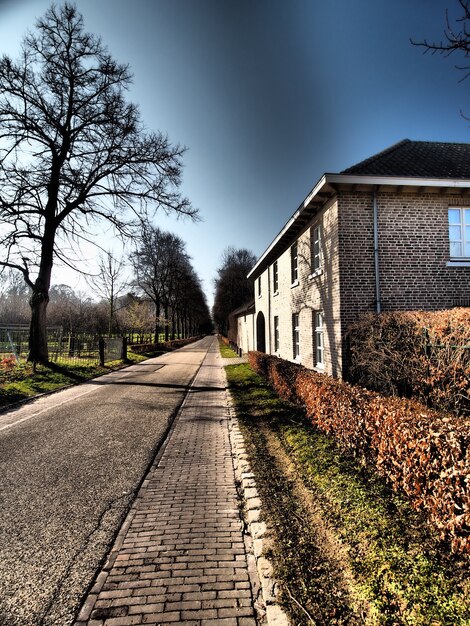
[267,265,271,354]
[247,173,470,281]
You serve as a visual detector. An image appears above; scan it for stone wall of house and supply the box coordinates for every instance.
[236,313,255,354]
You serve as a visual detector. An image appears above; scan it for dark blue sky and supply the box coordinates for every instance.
[1,0,468,304]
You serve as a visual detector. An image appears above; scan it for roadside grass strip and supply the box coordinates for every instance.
[0,353,147,408]
[218,337,239,358]
[225,362,470,626]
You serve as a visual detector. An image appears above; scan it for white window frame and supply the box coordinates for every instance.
[274,315,279,352]
[291,242,299,286]
[273,260,279,294]
[448,207,470,260]
[314,311,324,369]
[310,224,322,276]
[292,313,300,360]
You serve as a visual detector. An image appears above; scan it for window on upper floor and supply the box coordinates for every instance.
[273,260,279,293]
[310,224,322,274]
[292,313,300,359]
[257,276,261,297]
[449,208,470,259]
[274,315,279,352]
[291,242,298,285]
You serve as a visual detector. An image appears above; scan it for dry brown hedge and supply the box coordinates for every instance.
[248,350,470,555]
[129,336,201,354]
[347,309,470,417]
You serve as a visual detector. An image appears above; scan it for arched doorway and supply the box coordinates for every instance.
[256,311,266,352]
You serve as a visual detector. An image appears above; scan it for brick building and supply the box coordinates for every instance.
[242,139,470,377]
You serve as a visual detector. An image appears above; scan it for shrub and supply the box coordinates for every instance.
[347,308,470,417]
[129,336,201,354]
[1,354,17,371]
[248,350,470,555]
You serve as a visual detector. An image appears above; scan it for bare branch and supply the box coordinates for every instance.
[411,1,470,81]
[0,2,198,362]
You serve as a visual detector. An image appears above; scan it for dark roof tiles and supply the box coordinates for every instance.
[341,139,470,179]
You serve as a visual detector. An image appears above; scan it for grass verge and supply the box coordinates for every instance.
[218,337,239,358]
[0,352,147,409]
[225,362,470,626]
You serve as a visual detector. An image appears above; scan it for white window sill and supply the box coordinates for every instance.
[291,280,299,288]
[308,268,323,280]
[447,260,470,267]
[314,364,325,372]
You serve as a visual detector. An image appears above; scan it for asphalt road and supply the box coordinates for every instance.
[0,336,213,626]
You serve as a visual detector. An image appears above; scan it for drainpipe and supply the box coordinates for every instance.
[373,188,382,314]
[267,265,272,354]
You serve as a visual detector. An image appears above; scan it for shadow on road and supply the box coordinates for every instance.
[86,379,226,393]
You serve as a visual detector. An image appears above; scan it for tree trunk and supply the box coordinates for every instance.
[28,215,56,363]
[28,288,50,363]
[171,308,176,341]
[154,299,161,343]
[164,303,169,342]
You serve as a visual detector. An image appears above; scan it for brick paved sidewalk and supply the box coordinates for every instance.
[74,338,260,626]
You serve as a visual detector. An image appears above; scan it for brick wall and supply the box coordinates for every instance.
[249,188,470,380]
[338,190,470,335]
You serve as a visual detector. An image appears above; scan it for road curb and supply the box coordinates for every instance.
[225,386,290,626]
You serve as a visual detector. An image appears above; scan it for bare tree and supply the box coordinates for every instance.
[212,247,257,335]
[132,225,211,341]
[89,251,128,333]
[175,264,212,338]
[118,294,154,342]
[0,3,196,363]
[0,270,30,325]
[48,284,80,332]
[412,1,470,81]
[132,226,185,341]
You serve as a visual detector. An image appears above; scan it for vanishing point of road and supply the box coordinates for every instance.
[0,336,259,626]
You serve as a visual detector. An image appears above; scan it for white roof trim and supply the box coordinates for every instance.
[325,173,470,188]
[247,173,470,279]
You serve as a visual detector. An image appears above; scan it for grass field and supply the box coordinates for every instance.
[0,352,147,409]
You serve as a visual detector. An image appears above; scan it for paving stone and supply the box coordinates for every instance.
[73,338,262,625]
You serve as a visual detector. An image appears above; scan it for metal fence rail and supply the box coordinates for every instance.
[0,326,123,367]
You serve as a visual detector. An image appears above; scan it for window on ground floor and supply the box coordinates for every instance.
[314,311,324,368]
[292,313,300,359]
[448,207,470,259]
[274,315,279,352]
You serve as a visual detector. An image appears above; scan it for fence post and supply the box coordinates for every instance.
[121,335,128,362]
[99,336,105,367]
